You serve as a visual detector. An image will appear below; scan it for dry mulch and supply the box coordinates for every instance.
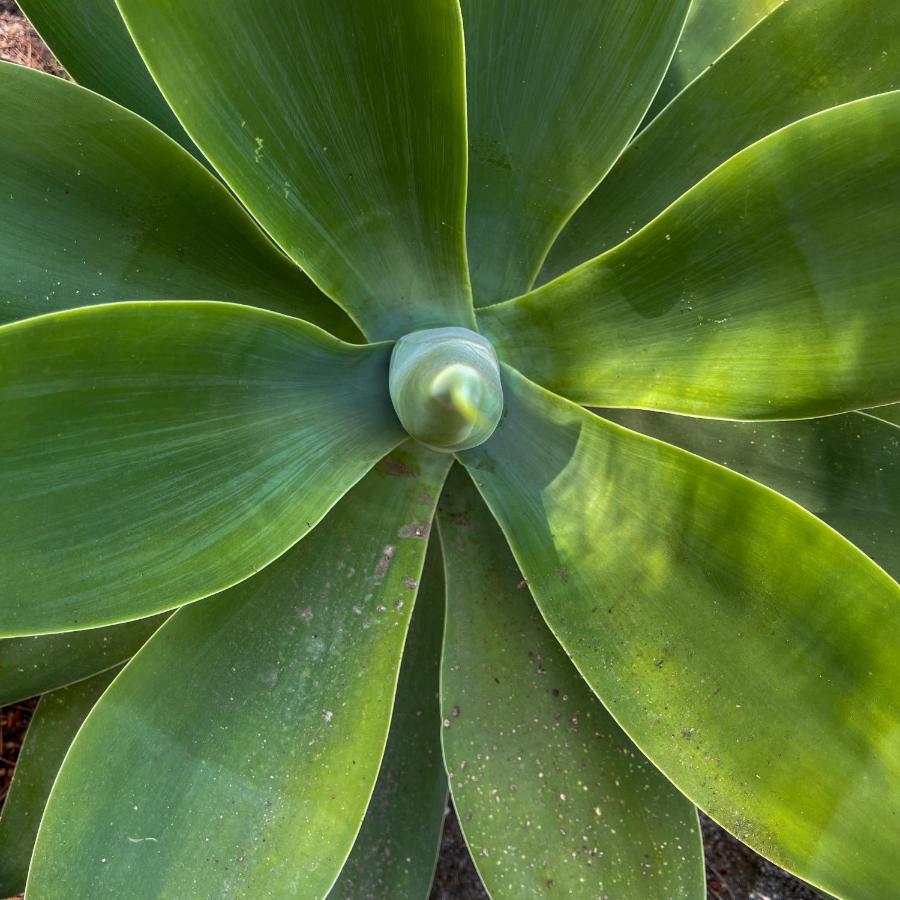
[0,7,65,76]
[0,700,36,810]
[0,6,827,899]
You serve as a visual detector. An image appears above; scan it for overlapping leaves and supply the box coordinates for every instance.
[1,1,898,899]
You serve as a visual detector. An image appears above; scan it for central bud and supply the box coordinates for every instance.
[389,327,503,453]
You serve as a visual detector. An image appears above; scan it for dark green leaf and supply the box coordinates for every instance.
[116,0,474,341]
[0,615,165,707]
[459,367,900,900]
[862,403,900,428]
[640,0,784,133]
[0,63,355,338]
[438,467,704,899]
[18,0,198,157]
[28,445,451,899]
[461,0,690,306]
[0,301,403,636]
[480,93,900,419]
[0,670,115,897]
[543,0,900,280]
[330,537,448,900]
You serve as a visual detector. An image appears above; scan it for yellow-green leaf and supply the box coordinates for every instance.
[459,367,900,900]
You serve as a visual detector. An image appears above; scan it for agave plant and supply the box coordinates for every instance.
[0,0,898,898]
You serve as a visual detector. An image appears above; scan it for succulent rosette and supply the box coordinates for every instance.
[0,1,898,898]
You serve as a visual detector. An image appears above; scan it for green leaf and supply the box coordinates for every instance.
[598,409,900,580]
[437,467,704,899]
[480,92,900,419]
[461,0,690,306]
[18,0,198,158]
[641,0,784,128]
[862,402,900,428]
[459,366,900,900]
[0,670,115,897]
[543,0,900,281]
[0,301,404,637]
[0,615,166,707]
[329,537,448,900]
[0,62,355,340]
[116,0,474,341]
[28,445,451,899]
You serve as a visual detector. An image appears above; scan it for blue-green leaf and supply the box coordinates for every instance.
[28,446,451,898]
[116,0,474,341]
[0,301,403,636]
[461,0,690,305]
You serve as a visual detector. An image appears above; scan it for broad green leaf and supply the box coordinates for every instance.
[0,301,404,636]
[598,410,900,580]
[117,0,474,341]
[641,0,784,127]
[0,670,115,897]
[437,467,704,899]
[543,0,900,280]
[18,0,198,157]
[461,0,690,306]
[862,403,900,428]
[0,615,166,707]
[480,93,900,419]
[459,367,900,900]
[0,63,352,339]
[28,445,451,899]
[0,62,355,339]
[329,538,448,900]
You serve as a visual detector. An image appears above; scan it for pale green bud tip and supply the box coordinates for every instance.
[389,327,503,453]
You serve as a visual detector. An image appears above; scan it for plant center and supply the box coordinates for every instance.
[388,327,504,453]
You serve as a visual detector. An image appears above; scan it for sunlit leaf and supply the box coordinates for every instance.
[481,93,900,419]
[438,467,704,899]
[459,366,900,900]
[598,409,900,580]
[543,0,900,280]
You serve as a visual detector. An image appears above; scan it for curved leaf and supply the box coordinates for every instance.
[18,0,198,157]
[0,670,115,897]
[437,467,704,899]
[0,615,166,707]
[459,367,900,900]
[862,403,900,428]
[117,0,473,341]
[0,63,355,339]
[641,0,783,125]
[481,93,900,419]
[598,409,900,580]
[329,537,448,900]
[543,0,900,280]
[28,445,451,899]
[0,301,404,636]
[461,0,690,306]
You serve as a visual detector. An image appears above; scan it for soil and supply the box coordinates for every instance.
[0,6,825,899]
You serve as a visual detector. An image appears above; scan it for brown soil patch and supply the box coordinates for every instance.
[0,8,65,76]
